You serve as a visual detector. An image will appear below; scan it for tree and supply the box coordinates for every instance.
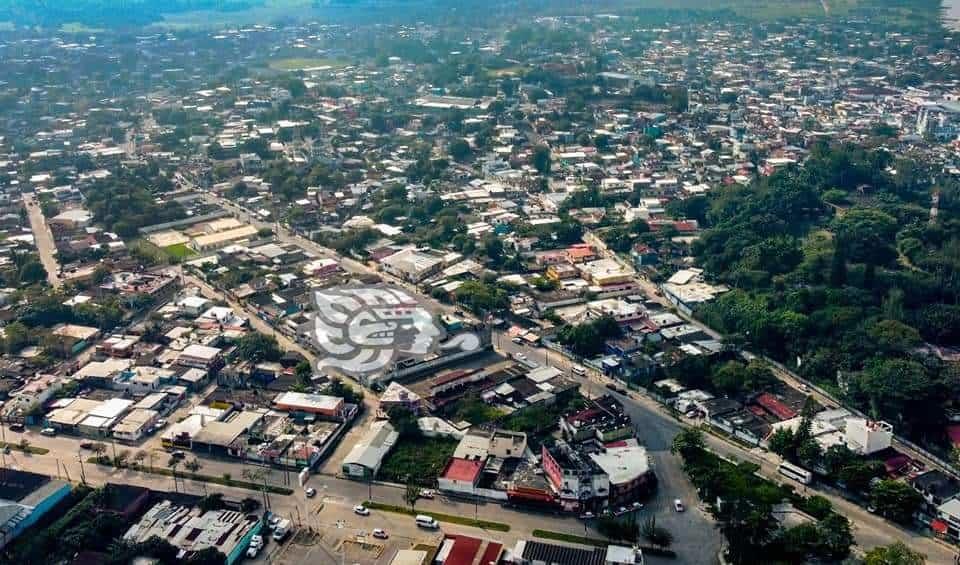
[640,516,673,548]
[816,513,854,561]
[404,479,420,511]
[557,314,622,357]
[184,547,227,565]
[198,493,226,512]
[863,541,925,565]
[92,442,108,462]
[838,459,884,494]
[597,516,638,542]
[767,428,795,458]
[869,479,923,525]
[449,139,471,161]
[867,319,922,353]
[241,497,260,513]
[532,145,551,174]
[235,332,282,363]
[294,360,312,389]
[387,406,421,439]
[167,457,181,492]
[133,449,148,469]
[832,208,898,266]
[671,428,706,461]
[327,377,363,404]
[718,498,778,565]
[286,78,307,99]
[18,260,47,284]
[185,458,202,475]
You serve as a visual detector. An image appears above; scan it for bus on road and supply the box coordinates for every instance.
[778,461,813,485]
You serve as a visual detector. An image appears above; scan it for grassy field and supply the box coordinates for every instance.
[364,501,511,531]
[378,436,457,486]
[165,242,197,260]
[268,57,348,71]
[488,66,526,77]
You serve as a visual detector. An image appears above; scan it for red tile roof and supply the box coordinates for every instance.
[479,541,504,565]
[442,458,483,483]
[444,535,482,565]
[754,393,797,421]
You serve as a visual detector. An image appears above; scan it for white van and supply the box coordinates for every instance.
[415,514,440,529]
[571,364,586,376]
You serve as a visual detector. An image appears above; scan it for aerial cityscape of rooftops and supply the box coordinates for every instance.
[1,0,960,564]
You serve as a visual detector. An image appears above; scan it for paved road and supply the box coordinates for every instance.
[21,193,62,288]
[497,335,959,562]
[589,232,960,495]
[0,424,624,564]
[495,334,722,564]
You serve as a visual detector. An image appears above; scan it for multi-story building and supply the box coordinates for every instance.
[541,440,609,513]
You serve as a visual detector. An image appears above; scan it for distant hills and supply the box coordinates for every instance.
[0,0,946,30]
[0,0,262,28]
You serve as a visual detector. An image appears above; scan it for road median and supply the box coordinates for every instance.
[362,500,510,531]
[532,529,677,557]
[88,457,294,495]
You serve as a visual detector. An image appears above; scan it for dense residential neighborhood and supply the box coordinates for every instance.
[0,0,957,564]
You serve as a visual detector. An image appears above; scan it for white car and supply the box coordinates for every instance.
[419,489,436,499]
[246,535,263,558]
[40,427,56,436]
[304,487,317,498]
[372,528,389,539]
[674,499,685,512]
[354,505,370,516]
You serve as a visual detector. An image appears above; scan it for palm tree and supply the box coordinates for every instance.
[132,449,148,470]
[92,442,108,463]
[185,458,204,493]
[243,467,270,509]
[167,457,181,492]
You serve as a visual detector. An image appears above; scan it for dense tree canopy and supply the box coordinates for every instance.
[691,143,960,443]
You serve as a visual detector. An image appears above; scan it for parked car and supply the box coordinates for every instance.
[354,505,370,516]
[304,487,317,498]
[419,489,436,499]
[247,535,264,557]
[171,450,186,459]
[372,528,389,539]
[79,441,94,449]
[40,427,56,436]
[674,499,685,512]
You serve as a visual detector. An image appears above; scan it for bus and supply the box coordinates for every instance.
[778,461,813,485]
